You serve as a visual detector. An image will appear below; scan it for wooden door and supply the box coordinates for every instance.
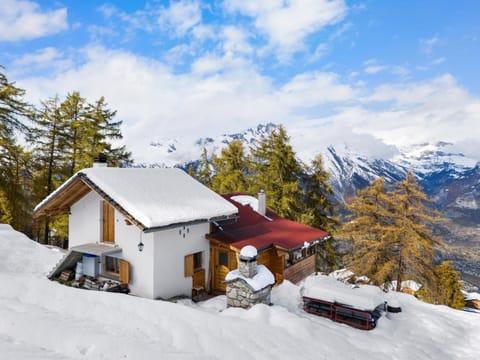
[102,201,115,243]
[214,249,230,292]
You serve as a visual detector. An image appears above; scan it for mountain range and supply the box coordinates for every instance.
[146,123,479,222]
[145,123,480,277]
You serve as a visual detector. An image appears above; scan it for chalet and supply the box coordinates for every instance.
[207,192,330,293]
[34,161,330,300]
[33,163,237,299]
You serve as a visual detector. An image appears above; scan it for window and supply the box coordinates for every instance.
[218,251,228,267]
[105,256,120,274]
[193,252,203,270]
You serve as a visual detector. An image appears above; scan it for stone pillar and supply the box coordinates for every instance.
[238,245,257,278]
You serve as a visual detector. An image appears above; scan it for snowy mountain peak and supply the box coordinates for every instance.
[143,123,278,168]
[394,142,478,175]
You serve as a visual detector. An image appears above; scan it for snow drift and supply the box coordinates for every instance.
[0,225,478,359]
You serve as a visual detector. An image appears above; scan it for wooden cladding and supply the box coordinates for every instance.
[209,243,289,293]
[102,201,115,243]
[119,259,130,283]
[33,178,91,218]
[284,255,316,284]
[193,268,205,288]
[184,254,194,277]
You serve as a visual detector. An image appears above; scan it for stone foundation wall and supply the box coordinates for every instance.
[226,280,272,309]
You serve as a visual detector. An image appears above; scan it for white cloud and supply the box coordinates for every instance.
[0,0,68,41]
[15,47,480,163]
[221,26,253,55]
[158,0,202,36]
[18,46,282,162]
[13,47,62,68]
[280,72,357,106]
[420,36,440,54]
[192,24,216,41]
[363,59,409,77]
[431,57,446,65]
[350,75,480,149]
[224,0,347,60]
[364,64,388,74]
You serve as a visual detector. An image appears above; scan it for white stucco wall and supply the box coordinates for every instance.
[69,191,102,247]
[68,190,210,299]
[113,213,154,299]
[152,222,210,300]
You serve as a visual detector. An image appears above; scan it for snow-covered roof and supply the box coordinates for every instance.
[303,275,385,311]
[34,167,238,230]
[465,292,480,301]
[231,195,259,212]
[225,265,275,291]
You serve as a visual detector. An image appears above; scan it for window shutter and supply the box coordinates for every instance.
[119,259,130,283]
[185,254,194,277]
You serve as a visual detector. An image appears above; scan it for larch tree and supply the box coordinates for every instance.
[433,261,465,309]
[0,68,32,234]
[342,177,396,285]
[0,66,30,135]
[388,173,441,291]
[30,95,69,243]
[31,93,132,243]
[61,91,88,175]
[211,139,250,194]
[342,174,443,294]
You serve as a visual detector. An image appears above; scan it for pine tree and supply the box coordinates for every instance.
[301,154,337,231]
[196,147,213,187]
[211,140,250,194]
[250,125,303,220]
[300,154,339,272]
[83,96,131,167]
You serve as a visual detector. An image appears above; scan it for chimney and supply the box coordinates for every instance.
[93,153,108,168]
[238,245,258,278]
[257,189,266,216]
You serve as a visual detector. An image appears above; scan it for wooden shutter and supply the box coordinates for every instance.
[184,254,194,277]
[103,201,115,243]
[119,259,130,283]
[193,268,205,288]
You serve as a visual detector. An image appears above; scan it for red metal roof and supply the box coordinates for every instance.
[209,194,329,252]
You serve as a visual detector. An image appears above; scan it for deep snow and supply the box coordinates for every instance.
[0,224,479,359]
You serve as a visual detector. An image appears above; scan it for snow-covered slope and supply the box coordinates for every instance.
[1,225,479,359]
[395,142,478,176]
[322,145,407,201]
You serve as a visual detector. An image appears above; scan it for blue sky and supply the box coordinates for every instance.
[1,0,479,162]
